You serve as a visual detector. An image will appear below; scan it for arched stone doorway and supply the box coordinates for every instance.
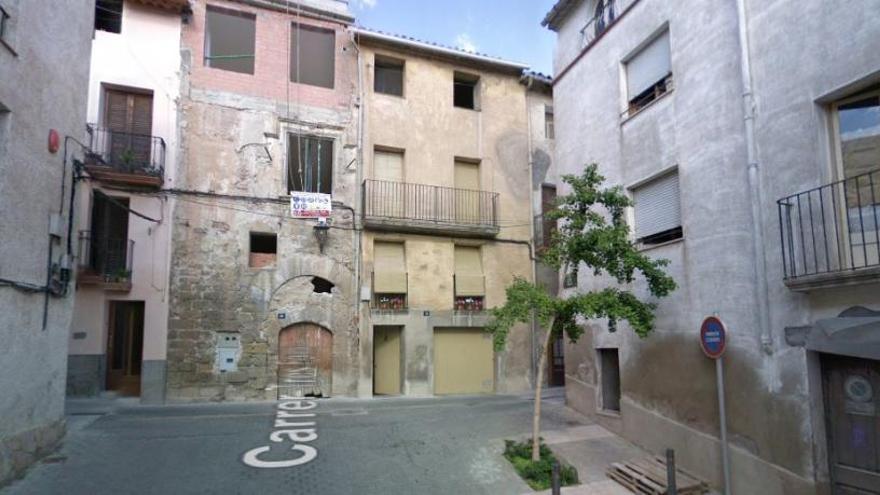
[277,323,333,399]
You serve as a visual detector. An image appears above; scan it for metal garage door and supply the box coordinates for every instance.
[433,328,494,395]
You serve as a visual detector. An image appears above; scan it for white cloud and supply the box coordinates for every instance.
[455,33,477,53]
[353,0,377,9]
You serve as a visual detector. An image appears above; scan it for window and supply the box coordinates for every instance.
[544,105,555,139]
[311,277,334,293]
[249,232,276,268]
[598,348,620,412]
[88,194,130,278]
[290,23,335,88]
[631,170,682,246]
[373,242,407,310]
[287,134,333,194]
[103,88,154,169]
[454,246,485,311]
[205,6,256,74]
[625,30,672,115]
[563,267,577,288]
[374,56,404,96]
[539,185,557,250]
[453,72,479,110]
[95,0,122,33]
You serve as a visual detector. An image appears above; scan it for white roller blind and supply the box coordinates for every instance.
[374,242,407,293]
[633,171,681,240]
[626,30,671,100]
[374,150,403,182]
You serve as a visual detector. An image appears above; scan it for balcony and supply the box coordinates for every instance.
[580,0,638,50]
[77,231,134,291]
[778,169,880,291]
[84,124,165,189]
[363,180,500,238]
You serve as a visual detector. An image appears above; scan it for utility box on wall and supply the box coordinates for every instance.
[216,333,240,372]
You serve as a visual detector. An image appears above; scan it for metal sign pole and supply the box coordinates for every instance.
[716,356,732,495]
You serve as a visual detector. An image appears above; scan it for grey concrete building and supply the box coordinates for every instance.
[0,0,94,486]
[545,0,880,493]
[165,0,361,401]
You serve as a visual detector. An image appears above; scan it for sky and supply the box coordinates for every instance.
[350,0,558,76]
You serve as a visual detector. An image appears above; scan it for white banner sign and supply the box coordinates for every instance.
[290,192,331,218]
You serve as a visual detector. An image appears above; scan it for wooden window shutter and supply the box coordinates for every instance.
[454,246,485,296]
[374,242,407,293]
[105,91,130,131]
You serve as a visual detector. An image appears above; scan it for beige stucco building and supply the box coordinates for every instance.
[352,29,537,397]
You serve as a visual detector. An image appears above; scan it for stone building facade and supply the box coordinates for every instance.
[545,0,880,493]
[67,0,187,404]
[166,0,361,401]
[0,0,94,485]
[353,29,536,397]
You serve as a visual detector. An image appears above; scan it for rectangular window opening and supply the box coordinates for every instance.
[249,232,277,268]
[95,0,123,33]
[205,6,256,74]
[290,23,335,88]
[454,72,479,110]
[598,348,621,413]
[373,242,407,310]
[631,170,682,247]
[454,245,485,311]
[625,30,672,116]
[545,105,555,139]
[287,134,334,194]
[374,56,404,96]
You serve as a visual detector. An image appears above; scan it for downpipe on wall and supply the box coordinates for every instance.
[735,0,774,357]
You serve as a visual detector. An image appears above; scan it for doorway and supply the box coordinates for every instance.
[822,354,880,494]
[104,88,154,171]
[548,333,565,387]
[373,326,401,395]
[277,323,333,398]
[106,301,144,396]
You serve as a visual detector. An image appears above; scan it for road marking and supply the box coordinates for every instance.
[242,399,319,468]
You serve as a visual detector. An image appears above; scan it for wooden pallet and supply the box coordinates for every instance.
[607,456,709,495]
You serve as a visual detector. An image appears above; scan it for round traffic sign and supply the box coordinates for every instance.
[700,316,727,359]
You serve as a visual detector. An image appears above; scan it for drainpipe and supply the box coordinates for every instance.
[351,29,367,395]
[735,0,773,355]
[524,75,539,388]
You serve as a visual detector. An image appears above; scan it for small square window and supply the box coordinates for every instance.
[95,0,122,34]
[288,134,333,194]
[205,6,256,74]
[374,56,404,97]
[249,232,276,268]
[453,72,479,110]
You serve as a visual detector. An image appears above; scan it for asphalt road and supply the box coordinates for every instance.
[3,393,587,495]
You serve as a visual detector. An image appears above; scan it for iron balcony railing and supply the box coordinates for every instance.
[580,0,638,49]
[778,169,880,281]
[77,230,134,283]
[363,179,500,235]
[86,124,165,178]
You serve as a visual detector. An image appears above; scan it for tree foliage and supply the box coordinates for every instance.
[487,163,677,346]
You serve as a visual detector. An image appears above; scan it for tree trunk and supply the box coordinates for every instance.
[532,317,555,462]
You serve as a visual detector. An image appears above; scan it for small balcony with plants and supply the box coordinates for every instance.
[83,124,165,189]
[77,230,134,292]
[371,271,408,314]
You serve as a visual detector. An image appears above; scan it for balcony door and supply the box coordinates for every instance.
[454,160,480,224]
[833,91,880,270]
[106,301,144,396]
[374,149,405,218]
[104,88,153,172]
[90,194,129,277]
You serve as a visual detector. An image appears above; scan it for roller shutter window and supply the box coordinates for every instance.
[632,170,682,245]
[374,242,407,294]
[290,23,335,89]
[454,246,485,296]
[626,30,671,108]
[204,6,256,74]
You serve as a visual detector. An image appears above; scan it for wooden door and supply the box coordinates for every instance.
[104,89,153,171]
[433,328,493,395]
[548,333,565,387]
[822,354,880,494]
[278,323,333,398]
[106,301,144,396]
[373,326,401,395]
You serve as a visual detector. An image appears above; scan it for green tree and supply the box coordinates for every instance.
[488,163,676,461]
